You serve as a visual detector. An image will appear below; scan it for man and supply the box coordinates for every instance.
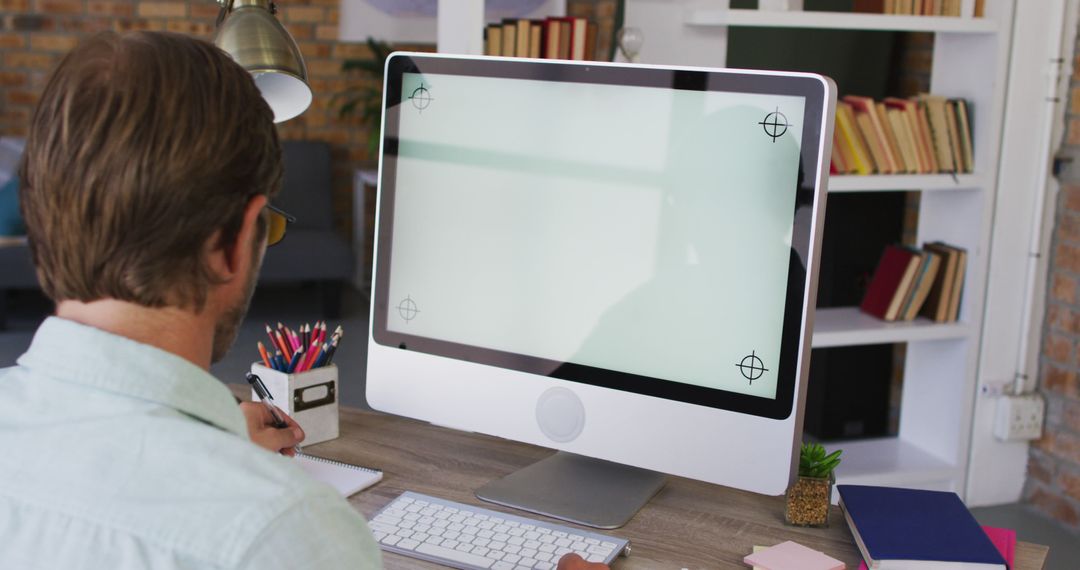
[0,31,604,570]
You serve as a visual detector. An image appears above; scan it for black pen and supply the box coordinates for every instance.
[245,372,303,455]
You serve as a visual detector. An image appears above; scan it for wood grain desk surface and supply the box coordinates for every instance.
[232,386,1048,569]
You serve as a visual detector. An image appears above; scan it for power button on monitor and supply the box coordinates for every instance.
[535,387,586,443]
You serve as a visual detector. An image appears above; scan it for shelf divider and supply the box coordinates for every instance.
[685,9,1000,34]
[812,307,971,348]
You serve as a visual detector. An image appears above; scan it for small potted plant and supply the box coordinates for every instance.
[785,442,842,527]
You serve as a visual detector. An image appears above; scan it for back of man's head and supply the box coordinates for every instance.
[19,31,282,311]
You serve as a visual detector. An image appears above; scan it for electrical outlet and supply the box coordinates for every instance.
[993,394,1045,442]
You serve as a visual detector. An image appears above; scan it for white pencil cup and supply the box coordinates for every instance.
[250,363,340,445]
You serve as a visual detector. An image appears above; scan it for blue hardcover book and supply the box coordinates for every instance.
[837,485,1006,570]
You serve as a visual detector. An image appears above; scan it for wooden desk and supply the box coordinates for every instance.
[236,386,1047,569]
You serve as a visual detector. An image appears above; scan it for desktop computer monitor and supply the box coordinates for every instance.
[367,53,835,527]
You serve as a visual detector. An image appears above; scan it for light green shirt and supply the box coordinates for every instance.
[0,317,382,569]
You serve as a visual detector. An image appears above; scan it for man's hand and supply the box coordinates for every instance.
[557,553,609,570]
[239,401,305,456]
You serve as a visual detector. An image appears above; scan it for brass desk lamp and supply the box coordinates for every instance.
[214,0,312,123]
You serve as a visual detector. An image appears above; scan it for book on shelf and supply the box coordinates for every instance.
[838,485,1006,570]
[920,241,966,322]
[483,16,600,61]
[858,0,963,15]
[860,245,922,321]
[861,241,964,322]
[830,94,973,177]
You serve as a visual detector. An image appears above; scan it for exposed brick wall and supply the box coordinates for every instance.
[0,0,428,237]
[1026,17,1080,534]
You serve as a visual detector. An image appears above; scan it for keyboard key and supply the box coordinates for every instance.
[554,538,571,548]
[585,538,600,545]
[504,553,521,564]
[473,546,490,556]
[572,541,588,550]
[493,562,514,570]
[444,531,461,540]
[369,522,398,535]
[490,541,507,551]
[462,527,479,536]
[455,543,473,553]
[524,540,541,549]
[415,543,494,569]
[397,538,420,551]
[399,496,414,504]
[555,548,572,557]
[520,548,538,558]
[478,521,496,530]
[601,541,617,549]
[425,536,443,546]
[372,531,386,542]
[473,538,491,547]
[414,524,431,533]
[586,554,604,563]
[494,525,510,533]
[524,531,541,540]
[404,513,420,521]
[539,535,556,544]
[505,545,521,554]
[493,533,510,542]
[380,535,400,546]
[552,531,567,538]
[478,529,495,539]
[539,544,556,553]
[587,545,612,556]
[449,523,465,531]
[412,533,429,543]
[488,551,505,560]
[536,563,554,570]
[508,536,525,546]
[536,552,553,562]
[414,500,429,506]
[521,524,536,531]
[400,521,415,529]
[508,528,525,537]
[442,540,459,550]
[395,529,414,538]
[521,557,538,568]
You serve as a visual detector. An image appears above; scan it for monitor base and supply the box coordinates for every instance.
[475,451,666,529]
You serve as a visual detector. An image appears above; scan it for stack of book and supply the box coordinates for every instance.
[860,242,967,323]
[838,484,1009,569]
[484,17,598,60]
[831,94,974,176]
[854,0,986,16]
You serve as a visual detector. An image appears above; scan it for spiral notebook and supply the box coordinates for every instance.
[296,453,383,497]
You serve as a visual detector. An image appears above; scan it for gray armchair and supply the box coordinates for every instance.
[258,140,354,318]
[0,140,353,328]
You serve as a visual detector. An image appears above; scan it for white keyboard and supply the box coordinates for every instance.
[369,491,631,569]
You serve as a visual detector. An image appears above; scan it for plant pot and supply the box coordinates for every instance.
[784,473,834,527]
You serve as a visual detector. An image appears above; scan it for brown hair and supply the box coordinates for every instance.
[19,31,282,310]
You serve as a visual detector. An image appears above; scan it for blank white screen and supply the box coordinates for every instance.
[385,71,805,399]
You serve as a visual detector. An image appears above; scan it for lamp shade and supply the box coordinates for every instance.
[215,0,312,123]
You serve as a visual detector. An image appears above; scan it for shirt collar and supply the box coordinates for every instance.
[17,316,247,437]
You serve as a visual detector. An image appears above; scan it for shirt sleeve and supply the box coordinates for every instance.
[236,490,382,570]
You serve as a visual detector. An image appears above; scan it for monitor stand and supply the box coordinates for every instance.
[475,452,666,529]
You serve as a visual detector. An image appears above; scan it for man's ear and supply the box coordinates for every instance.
[205,195,268,282]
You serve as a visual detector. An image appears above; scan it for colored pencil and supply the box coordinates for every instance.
[265,325,282,355]
[286,348,303,374]
[313,342,331,368]
[304,341,323,372]
[273,350,286,372]
[257,341,271,368]
[323,337,339,365]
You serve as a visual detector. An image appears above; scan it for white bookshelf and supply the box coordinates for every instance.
[436,0,1017,501]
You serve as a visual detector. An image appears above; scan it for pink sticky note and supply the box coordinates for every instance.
[743,541,846,570]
